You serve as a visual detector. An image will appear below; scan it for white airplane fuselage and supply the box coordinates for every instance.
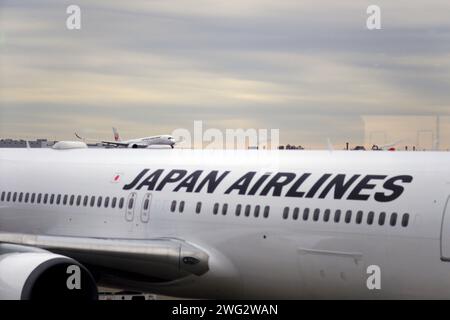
[1,148,450,299]
[123,135,175,148]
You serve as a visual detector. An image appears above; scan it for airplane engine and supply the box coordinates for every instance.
[0,246,98,300]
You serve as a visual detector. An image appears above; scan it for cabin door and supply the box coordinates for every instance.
[125,192,137,222]
[440,196,450,260]
[140,193,152,223]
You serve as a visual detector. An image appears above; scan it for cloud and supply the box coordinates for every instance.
[1,0,450,148]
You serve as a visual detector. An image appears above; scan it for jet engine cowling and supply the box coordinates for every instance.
[0,249,98,300]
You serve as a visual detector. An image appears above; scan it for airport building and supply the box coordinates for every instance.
[0,139,103,148]
[0,139,56,148]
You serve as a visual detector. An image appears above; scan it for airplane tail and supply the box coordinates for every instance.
[112,127,121,142]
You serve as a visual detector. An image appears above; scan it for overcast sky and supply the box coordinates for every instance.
[1,1,449,148]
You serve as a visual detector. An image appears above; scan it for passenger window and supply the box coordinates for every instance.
[81,196,87,206]
[367,211,374,225]
[263,206,270,218]
[63,195,68,205]
[104,197,110,208]
[303,208,309,221]
[401,213,409,227]
[43,194,48,204]
[31,193,36,203]
[313,208,320,221]
[179,201,185,213]
[90,196,95,207]
[283,207,289,220]
[18,192,23,202]
[235,204,242,216]
[76,195,81,206]
[245,205,251,217]
[390,213,398,226]
[196,202,202,214]
[7,192,11,202]
[293,207,299,220]
[97,196,102,207]
[13,192,17,202]
[37,193,42,204]
[56,194,61,205]
[378,212,386,226]
[323,209,330,222]
[222,203,228,215]
[50,194,55,204]
[119,197,125,209]
[0,191,4,201]
[170,200,177,212]
[356,210,363,224]
[25,193,30,203]
[254,205,260,218]
[345,210,352,223]
[69,195,74,206]
[213,203,219,215]
[111,197,117,209]
[334,209,341,223]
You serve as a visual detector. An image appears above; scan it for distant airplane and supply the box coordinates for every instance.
[371,139,406,151]
[75,127,177,149]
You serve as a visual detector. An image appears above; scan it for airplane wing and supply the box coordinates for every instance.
[75,132,138,148]
[0,232,209,283]
[100,140,133,147]
[379,139,406,150]
[99,140,149,148]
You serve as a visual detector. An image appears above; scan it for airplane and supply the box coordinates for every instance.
[75,127,177,149]
[368,139,409,151]
[1,142,450,299]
